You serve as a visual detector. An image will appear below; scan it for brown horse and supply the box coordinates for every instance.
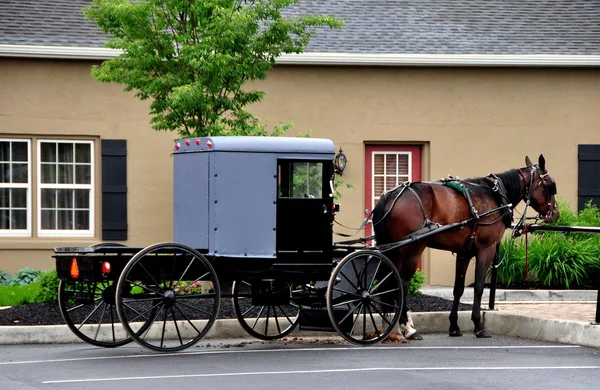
[372,155,559,339]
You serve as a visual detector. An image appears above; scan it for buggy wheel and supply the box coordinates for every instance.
[115,243,220,352]
[326,250,403,344]
[232,279,300,340]
[57,242,153,348]
[58,280,132,347]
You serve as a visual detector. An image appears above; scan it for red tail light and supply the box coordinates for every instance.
[101,262,111,276]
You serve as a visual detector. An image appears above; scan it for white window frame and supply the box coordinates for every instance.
[371,151,413,211]
[37,140,95,237]
[0,139,32,237]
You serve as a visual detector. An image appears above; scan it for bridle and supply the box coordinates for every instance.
[516,164,557,224]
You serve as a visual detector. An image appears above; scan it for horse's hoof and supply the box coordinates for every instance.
[449,329,463,337]
[475,329,492,338]
[406,331,423,340]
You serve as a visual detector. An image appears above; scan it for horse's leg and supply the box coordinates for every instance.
[471,245,495,338]
[449,252,472,337]
[397,250,424,340]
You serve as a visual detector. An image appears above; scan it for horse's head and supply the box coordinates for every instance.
[522,155,559,223]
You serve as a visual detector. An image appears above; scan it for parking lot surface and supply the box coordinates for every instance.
[1,334,598,390]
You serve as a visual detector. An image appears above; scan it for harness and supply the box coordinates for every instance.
[373,176,514,253]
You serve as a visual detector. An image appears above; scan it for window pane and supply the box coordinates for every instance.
[290,162,323,198]
[58,164,73,184]
[0,209,8,229]
[41,210,56,229]
[374,155,384,175]
[41,164,57,184]
[0,142,9,162]
[12,163,28,183]
[0,188,8,207]
[75,210,89,230]
[386,177,398,192]
[11,188,26,208]
[41,189,56,208]
[57,189,73,208]
[58,144,74,163]
[74,189,89,209]
[374,176,384,195]
[41,143,56,163]
[75,165,91,184]
[75,144,91,163]
[11,210,26,229]
[0,163,9,183]
[12,142,27,162]
[57,210,73,229]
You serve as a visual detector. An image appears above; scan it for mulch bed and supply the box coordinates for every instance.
[0,294,473,326]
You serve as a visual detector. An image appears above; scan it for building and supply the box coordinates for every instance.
[0,0,599,285]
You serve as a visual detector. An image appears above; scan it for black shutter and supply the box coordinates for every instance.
[578,145,600,211]
[101,140,128,240]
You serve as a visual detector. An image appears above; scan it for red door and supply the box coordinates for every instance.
[364,145,422,240]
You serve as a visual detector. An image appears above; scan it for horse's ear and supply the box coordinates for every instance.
[525,156,533,167]
[538,154,546,171]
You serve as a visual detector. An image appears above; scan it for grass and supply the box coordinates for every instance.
[0,284,42,306]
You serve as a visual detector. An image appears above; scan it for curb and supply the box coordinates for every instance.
[420,288,599,303]
[2,312,599,349]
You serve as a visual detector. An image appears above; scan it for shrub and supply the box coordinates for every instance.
[12,267,43,286]
[497,198,600,289]
[409,270,426,295]
[0,270,13,286]
[35,269,60,303]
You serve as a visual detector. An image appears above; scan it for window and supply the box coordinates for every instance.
[372,152,411,208]
[0,140,31,236]
[38,140,94,236]
[278,161,323,199]
[0,138,95,238]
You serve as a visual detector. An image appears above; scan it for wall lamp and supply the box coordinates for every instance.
[334,147,347,175]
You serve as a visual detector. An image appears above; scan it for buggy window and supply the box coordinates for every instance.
[278,161,323,199]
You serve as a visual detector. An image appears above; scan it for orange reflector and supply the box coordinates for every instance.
[70,258,80,279]
[101,262,111,275]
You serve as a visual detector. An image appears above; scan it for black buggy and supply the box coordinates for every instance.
[54,136,404,352]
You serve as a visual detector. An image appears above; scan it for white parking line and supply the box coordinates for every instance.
[42,365,600,384]
[0,344,581,366]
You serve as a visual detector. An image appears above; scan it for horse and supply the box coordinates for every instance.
[372,155,559,339]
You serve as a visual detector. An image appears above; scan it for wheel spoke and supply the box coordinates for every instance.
[332,297,362,308]
[370,271,395,294]
[368,259,383,293]
[175,299,215,317]
[332,286,362,299]
[174,271,210,294]
[93,303,108,340]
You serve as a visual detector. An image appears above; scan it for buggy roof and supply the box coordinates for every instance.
[174,136,335,155]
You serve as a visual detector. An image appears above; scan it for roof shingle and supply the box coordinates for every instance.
[0,0,598,55]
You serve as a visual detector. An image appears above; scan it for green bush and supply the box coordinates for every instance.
[12,267,43,286]
[35,269,60,303]
[409,270,426,295]
[498,198,600,289]
[0,270,13,286]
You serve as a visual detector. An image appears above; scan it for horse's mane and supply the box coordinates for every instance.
[463,169,522,205]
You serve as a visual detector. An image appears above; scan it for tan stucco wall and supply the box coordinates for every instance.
[0,59,599,285]
[0,58,176,273]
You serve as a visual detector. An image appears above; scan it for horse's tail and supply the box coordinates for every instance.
[372,191,393,245]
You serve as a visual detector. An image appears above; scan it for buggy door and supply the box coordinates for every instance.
[276,160,333,257]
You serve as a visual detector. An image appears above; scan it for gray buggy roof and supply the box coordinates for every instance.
[174,136,335,155]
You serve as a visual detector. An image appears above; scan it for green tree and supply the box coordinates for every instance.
[84,0,343,138]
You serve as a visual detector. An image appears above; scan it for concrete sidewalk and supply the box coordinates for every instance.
[1,287,599,349]
[420,286,599,304]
